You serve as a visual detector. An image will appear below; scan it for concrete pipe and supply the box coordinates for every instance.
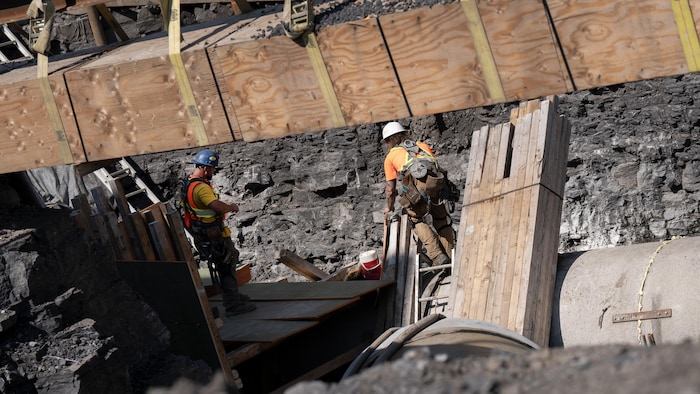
[550,236,700,347]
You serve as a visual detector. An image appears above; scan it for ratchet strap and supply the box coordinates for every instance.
[160,0,209,146]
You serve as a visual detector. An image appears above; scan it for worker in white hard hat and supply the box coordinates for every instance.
[381,121,454,267]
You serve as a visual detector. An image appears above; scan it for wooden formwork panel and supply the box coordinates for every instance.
[547,0,688,89]
[380,3,491,116]
[211,36,339,142]
[65,49,232,161]
[316,17,410,125]
[451,99,569,347]
[477,0,572,99]
[0,77,85,173]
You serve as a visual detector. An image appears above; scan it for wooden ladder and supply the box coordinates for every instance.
[0,24,33,63]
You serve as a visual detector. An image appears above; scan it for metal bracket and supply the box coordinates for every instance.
[612,308,672,323]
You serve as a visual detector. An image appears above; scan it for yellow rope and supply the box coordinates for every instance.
[636,236,682,344]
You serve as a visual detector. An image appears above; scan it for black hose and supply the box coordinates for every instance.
[341,326,400,380]
[369,313,445,367]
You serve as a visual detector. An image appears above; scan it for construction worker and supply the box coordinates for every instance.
[181,149,256,316]
[381,121,454,267]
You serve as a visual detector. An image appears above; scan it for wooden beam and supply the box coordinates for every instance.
[86,6,106,46]
[275,249,330,281]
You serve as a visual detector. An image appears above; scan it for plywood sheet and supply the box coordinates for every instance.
[218,318,317,343]
[210,298,357,321]
[547,0,688,89]
[65,49,232,161]
[0,77,85,173]
[115,261,222,369]
[236,280,394,301]
[380,3,490,116]
[477,0,571,99]
[316,17,409,125]
[212,35,338,141]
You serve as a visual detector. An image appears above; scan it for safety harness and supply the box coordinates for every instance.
[395,140,440,181]
[180,176,219,229]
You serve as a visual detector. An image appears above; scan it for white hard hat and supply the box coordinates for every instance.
[382,121,406,140]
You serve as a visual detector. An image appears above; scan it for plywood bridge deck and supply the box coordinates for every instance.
[2,0,700,174]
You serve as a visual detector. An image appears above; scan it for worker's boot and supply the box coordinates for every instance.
[413,222,447,265]
[226,302,256,317]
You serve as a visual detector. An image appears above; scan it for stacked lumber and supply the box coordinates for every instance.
[2,1,699,174]
[449,97,571,347]
[71,183,185,262]
[70,179,235,380]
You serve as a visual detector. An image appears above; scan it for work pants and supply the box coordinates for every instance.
[405,175,455,264]
[190,221,243,311]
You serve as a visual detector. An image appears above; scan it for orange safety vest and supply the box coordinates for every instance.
[180,177,219,228]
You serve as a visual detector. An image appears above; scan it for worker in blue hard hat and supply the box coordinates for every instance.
[180,149,256,316]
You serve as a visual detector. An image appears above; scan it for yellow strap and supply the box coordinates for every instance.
[461,0,506,103]
[304,32,346,128]
[672,0,700,72]
[37,54,73,164]
[162,0,209,146]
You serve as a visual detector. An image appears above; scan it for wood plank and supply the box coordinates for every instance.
[212,35,336,141]
[233,280,394,301]
[108,178,146,260]
[130,211,157,260]
[547,0,687,89]
[275,249,330,281]
[219,318,318,344]
[316,17,409,125]
[394,214,411,324]
[380,3,491,116]
[210,298,357,321]
[449,126,482,317]
[477,0,571,100]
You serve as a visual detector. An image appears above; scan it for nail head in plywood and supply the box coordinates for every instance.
[0,77,85,173]
[66,52,230,161]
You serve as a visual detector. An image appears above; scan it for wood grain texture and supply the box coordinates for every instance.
[451,99,569,346]
[316,18,409,125]
[380,3,490,116]
[213,36,336,141]
[0,77,85,173]
[547,0,688,89]
[478,0,571,100]
[66,50,230,161]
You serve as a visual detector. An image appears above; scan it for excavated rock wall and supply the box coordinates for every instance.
[0,209,212,393]
[131,73,700,282]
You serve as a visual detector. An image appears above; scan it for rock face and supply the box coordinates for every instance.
[130,73,700,283]
[0,209,212,393]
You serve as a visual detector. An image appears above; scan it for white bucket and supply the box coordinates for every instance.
[359,250,382,280]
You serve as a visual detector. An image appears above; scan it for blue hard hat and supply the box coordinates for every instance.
[192,149,219,167]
